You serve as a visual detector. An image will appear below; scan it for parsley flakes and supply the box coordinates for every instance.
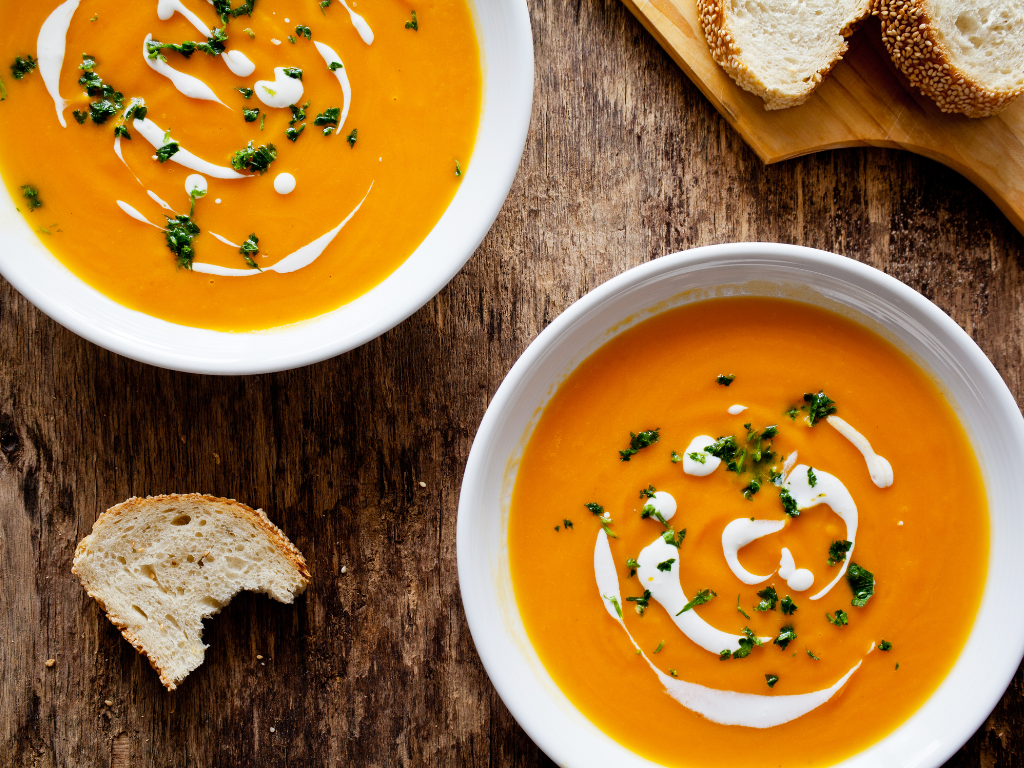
[164,189,205,269]
[754,585,778,612]
[847,563,875,606]
[780,595,798,615]
[656,558,675,572]
[676,589,716,615]
[765,674,779,689]
[827,539,852,567]
[716,374,735,386]
[773,626,797,650]
[406,10,419,29]
[20,186,42,211]
[619,428,660,461]
[11,55,36,79]
[826,609,849,627]
[239,233,261,270]
[230,141,277,174]
[803,390,837,425]
[879,640,893,651]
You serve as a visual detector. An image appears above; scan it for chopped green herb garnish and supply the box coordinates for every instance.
[289,103,306,125]
[155,142,180,163]
[656,558,675,572]
[765,674,779,689]
[803,390,837,425]
[554,525,559,532]
[285,124,305,142]
[716,374,735,386]
[736,594,750,619]
[287,35,297,44]
[640,484,657,500]
[603,594,622,619]
[626,589,652,615]
[20,185,42,211]
[113,125,130,139]
[0,77,8,100]
[773,626,797,650]
[755,585,778,612]
[704,435,739,464]
[807,467,818,487]
[346,128,358,147]
[212,0,257,22]
[11,55,37,80]
[238,232,261,269]
[895,663,900,670]
[243,107,260,122]
[847,563,875,606]
[260,112,265,130]
[653,641,665,654]
[780,596,797,615]
[806,648,820,660]
[244,28,255,38]
[230,140,277,174]
[662,528,685,548]
[72,110,88,124]
[620,428,660,461]
[827,539,852,567]
[584,502,604,516]
[670,451,683,463]
[786,407,799,420]
[282,67,303,80]
[145,28,228,60]
[625,557,639,577]
[455,159,462,177]
[406,10,419,29]
[742,478,761,500]
[725,627,763,660]
[296,24,312,40]
[687,451,705,464]
[314,107,341,126]
[328,61,343,71]
[320,0,332,12]
[235,87,254,98]
[164,188,205,269]
[562,518,573,530]
[89,99,121,124]
[779,487,799,517]
[676,589,716,615]
[669,669,678,677]
[826,609,849,627]
[879,640,893,651]
[640,504,669,526]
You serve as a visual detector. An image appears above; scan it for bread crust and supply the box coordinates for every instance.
[698,0,872,110]
[72,494,310,690]
[876,0,1023,117]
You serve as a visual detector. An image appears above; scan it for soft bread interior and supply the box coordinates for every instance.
[726,0,868,97]
[927,0,1024,91]
[72,495,309,689]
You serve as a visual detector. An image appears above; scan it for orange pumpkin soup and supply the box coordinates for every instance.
[0,0,481,330]
[509,297,988,767]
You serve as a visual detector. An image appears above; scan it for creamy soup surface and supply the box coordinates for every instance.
[509,297,989,768]
[0,0,481,330]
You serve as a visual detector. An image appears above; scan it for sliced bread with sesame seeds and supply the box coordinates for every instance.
[698,0,873,110]
[72,494,310,690]
[877,0,1024,117]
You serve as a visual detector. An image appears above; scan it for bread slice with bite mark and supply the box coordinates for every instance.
[72,494,310,690]
[876,0,1024,117]
[698,0,873,110]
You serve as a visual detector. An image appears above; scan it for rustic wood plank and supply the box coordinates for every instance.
[620,0,1024,234]
[0,0,1021,765]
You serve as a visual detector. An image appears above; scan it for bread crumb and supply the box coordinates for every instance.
[419,481,427,488]
[341,565,347,574]
[104,699,113,706]
[270,727,276,733]
[256,655,263,660]
[213,452,221,465]
[179,434,186,444]
[44,659,55,667]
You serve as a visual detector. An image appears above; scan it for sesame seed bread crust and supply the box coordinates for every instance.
[876,0,1024,117]
[72,494,310,690]
[698,0,872,110]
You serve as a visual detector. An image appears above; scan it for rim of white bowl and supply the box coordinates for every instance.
[458,242,1024,768]
[0,0,533,375]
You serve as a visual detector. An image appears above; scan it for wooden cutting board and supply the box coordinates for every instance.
[621,0,1024,235]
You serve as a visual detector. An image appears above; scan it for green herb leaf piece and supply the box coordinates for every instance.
[676,589,716,615]
[155,142,180,162]
[807,467,817,487]
[243,107,260,122]
[20,185,42,211]
[235,87,254,98]
[619,428,660,461]
[346,128,358,147]
[827,539,852,567]
[653,641,664,654]
[765,674,779,689]
[283,67,303,80]
[773,625,797,650]
[879,640,893,651]
[230,141,277,174]
[285,124,306,142]
[406,10,419,29]
[603,594,622,619]
[806,648,820,660]
[328,61,343,71]
[826,609,849,627]
[736,594,750,619]
[755,585,778,612]
[780,596,798,615]
[803,390,837,425]
[656,558,676,572]
[11,55,37,80]
[779,487,799,517]
[584,502,604,516]
[296,24,312,40]
[716,374,735,386]
[847,562,875,606]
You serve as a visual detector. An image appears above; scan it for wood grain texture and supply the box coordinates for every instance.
[1,0,1023,765]
[621,0,1024,234]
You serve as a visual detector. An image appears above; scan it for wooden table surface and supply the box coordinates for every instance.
[2,0,1023,765]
